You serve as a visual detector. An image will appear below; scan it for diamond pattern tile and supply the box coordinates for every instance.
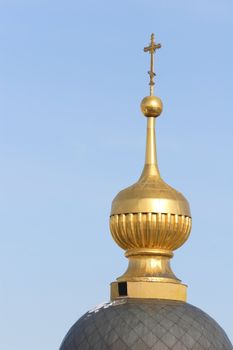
[60,299,232,350]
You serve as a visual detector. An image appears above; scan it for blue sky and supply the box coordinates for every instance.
[0,1,232,349]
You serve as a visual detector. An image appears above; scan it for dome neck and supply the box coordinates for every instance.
[140,117,160,180]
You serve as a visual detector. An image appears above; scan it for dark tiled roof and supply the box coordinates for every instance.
[60,299,232,350]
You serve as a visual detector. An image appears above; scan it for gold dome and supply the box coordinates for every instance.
[110,177,191,252]
[110,115,192,259]
[109,34,192,302]
[111,175,190,217]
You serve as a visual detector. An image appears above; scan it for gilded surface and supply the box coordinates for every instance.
[144,33,161,96]
[111,282,187,301]
[109,34,192,300]
[110,213,191,251]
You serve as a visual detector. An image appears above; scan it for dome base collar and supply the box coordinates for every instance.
[110,281,187,302]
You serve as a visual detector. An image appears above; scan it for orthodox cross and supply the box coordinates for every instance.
[144,33,161,95]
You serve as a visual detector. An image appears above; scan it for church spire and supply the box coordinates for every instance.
[140,33,163,179]
[110,34,191,302]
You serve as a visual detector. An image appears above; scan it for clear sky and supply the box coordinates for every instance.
[0,0,232,349]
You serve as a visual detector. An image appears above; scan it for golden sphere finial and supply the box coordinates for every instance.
[141,34,163,117]
[141,95,163,117]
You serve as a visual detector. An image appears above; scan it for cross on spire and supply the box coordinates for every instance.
[144,33,161,95]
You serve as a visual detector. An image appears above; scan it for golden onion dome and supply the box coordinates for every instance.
[111,172,190,217]
[109,34,192,302]
[110,115,192,254]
